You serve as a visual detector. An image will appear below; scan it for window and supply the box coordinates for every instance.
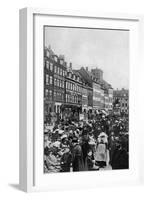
[75,85,77,91]
[58,67,60,75]
[46,61,49,70]
[54,65,57,73]
[60,68,62,76]
[66,94,68,102]
[54,91,56,100]
[59,92,61,100]
[63,70,65,77]
[62,94,64,101]
[49,90,52,100]
[54,78,56,86]
[49,76,53,85]
[60,80,63,88]
[62,81,64,88]
[45,89,48,98]
[79,86,81,93]
[50,63,53,71]
[45,74,49,85]
[59,80,62,88]
[57,79,59,87]
[73,96,75,103]
[54,56,58,62]
[56,67,58,74]
[46,50,50,58]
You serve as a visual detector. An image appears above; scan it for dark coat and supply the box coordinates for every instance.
[111,148,129,170]
[72,144,85,172]
[60,152,72,172]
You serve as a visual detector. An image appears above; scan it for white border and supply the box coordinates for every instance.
[19,8,144,192]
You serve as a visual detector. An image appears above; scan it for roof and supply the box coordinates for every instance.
[113,89,129,97]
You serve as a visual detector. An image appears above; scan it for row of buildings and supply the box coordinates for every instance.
[44,46,128,123]
[113,88,129,115]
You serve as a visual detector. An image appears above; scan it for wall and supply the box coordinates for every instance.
[0,0,146,199]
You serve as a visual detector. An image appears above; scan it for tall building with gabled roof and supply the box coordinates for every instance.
[113,88,129,114]
[78,66,113,111]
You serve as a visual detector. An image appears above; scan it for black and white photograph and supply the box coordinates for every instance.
[43,26,129,173]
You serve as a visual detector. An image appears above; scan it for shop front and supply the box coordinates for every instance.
[61,104,82,122]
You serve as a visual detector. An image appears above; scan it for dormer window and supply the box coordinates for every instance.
[46,50,50,58]
[69,72,71,78]
[54,56,58,62]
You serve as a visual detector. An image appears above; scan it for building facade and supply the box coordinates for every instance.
[44,46,114,123]
[92,81,101,110]
[79,67,113,112]
[113,88,129,115]
[44,47,66,123]
[62,64,82,121]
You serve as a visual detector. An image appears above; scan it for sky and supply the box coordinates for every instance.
[45,26,129,90]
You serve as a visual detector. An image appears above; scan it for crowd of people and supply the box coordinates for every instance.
[44,111,129,173]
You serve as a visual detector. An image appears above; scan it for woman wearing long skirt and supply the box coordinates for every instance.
[95,132,109,168]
